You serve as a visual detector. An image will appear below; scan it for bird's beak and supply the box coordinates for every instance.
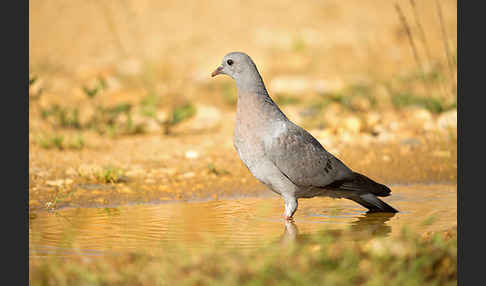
[211,66,223,77]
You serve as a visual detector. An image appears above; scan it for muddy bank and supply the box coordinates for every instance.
[29,122,456,211]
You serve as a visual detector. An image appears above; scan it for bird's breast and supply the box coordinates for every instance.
[233,119,265,170]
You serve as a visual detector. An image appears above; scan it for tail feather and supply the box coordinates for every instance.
[350,193,398,213]
[329,172,391,197]
[328,172,398,213]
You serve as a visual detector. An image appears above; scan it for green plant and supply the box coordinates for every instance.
[275,94,301,106]
[67,134,85,150]
[29,75,38,86]
[292,36,307,53]
[88,103,146,136]
[96,167,125,183]
[45,187,78,211]
[208,163,230,176]
[139,92,161,118]
[221,82,237,105]
[82,77,107,98]
[163,103,197,134]
[390,92,454,114]
[40,105,81,129]
[35,133,87,150]
[35,134,65,150]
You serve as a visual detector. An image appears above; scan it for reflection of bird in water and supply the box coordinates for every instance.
[349,212,396,237]
[280,220,299,245]
[279,212,396,244]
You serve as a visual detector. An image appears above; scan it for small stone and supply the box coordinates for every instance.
[405,107,433,130]
[342,116,362,134]
[437,109,457,131]
[181,172,195,179]
[185,150,199,159]
[78,164,103,178]
[46,179,73,187]
[364,112,381,129]
[401,138,421,147]
[411,108,433,121]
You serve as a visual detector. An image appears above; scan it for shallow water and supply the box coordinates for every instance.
[29,183,456,257]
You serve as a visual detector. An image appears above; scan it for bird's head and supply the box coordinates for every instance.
[211,52,257,80]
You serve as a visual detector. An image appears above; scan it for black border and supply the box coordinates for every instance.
[458,0,482,285]
[6,0,29,284]
[457,0,462,283]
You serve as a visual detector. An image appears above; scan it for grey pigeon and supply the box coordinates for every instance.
[212,52,398,221]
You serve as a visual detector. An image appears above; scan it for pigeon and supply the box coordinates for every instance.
[211,52,398,221]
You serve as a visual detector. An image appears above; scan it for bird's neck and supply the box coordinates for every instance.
[234,68,288,125]
[235,70,268,95]
[235,87,288,125]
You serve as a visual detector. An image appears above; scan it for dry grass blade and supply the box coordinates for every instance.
[394,2,424,72]
[394,1,436,98]
[90,0,128,58]
[409,0,454,100]
[435,0,455,81]
[409,0,433,66]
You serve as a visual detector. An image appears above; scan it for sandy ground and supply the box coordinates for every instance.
[29,107,456,211]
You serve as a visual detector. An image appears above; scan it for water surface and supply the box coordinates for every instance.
[29,183,456,257]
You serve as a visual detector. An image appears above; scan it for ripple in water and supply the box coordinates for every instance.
[29,184,456,257]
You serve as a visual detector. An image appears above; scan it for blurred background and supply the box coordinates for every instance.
[29,0,457,115]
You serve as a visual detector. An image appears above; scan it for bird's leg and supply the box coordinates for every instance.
[283,195,298,222]
[285,216,295,222]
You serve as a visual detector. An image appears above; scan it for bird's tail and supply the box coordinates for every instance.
[331,172,398,213]
[349,193,398,213]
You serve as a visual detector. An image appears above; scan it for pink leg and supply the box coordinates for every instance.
[285,216,294,222]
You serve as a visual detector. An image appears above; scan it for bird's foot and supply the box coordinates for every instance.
[285,216,294,222]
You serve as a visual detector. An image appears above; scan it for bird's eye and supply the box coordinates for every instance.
[227,59,233,66]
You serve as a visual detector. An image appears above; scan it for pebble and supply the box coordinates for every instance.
[46,179,73,187]
[342,116,362,134]
[437,109,457,131]
[180,172,195,179]
[185,150,199,159]
[78,164,103,177]
[364,112,381,129]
